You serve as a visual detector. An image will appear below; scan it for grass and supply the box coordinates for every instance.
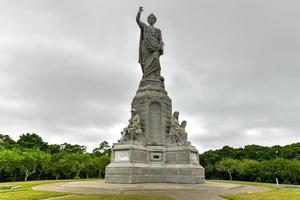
[0,180,80,200]
[0,179,173,200]
[3,179,298,200]
[59,194,173,200]
[208,179,276,189]
[0,179,76,190]
[209,180,300,200]
[223,188,300,200]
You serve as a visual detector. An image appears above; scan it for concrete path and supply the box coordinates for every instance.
[33,180,270,200]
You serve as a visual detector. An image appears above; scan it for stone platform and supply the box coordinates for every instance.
[105,77,205,184]
[105,144,204,184]
[33,180,270,200]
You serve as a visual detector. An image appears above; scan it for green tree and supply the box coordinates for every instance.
[239,159,260,181]
[46,153,64,180]
[94,155,110,178]
[17,133,48,151]
[84,155,95,179]
[279,143,300,159]
[20,149,50,181]
[243,144,274,161]
[53,153,74,179]
[216,158,239,181]
[0,149,21,181]
[48,144,61,154]
[287,159,300,184]
[93,141,111,156]
[60,143,86,153]
[0,134,16,149]
[60,153,87,178]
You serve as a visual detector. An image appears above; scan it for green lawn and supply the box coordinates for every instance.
[210,180,300,200]
[0,180,80,200]
[56,194,173,200]
[2,179,299,200]
[208,179,276,189]
[0,179,173,200]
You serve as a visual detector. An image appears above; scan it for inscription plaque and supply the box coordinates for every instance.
[190,152,198,165]
[114,151,129,161]
[149,102,162,144]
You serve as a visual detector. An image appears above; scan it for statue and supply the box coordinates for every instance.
[178,121,188,144]
[121,108,143,142]
[106,7,205,184]
[136,6,164,79]
[170,111,188,145]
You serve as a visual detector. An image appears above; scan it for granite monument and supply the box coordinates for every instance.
[105,7,205,184]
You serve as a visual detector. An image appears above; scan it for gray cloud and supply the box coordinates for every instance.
[0,0,300,152]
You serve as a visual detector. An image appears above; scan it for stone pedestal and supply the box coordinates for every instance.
[105,77,205,184]
[132,77,172,146]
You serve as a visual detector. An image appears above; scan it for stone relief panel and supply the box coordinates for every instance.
[170,111,188,145]
[120,108,143,143]
[114,151,129,161]
[149,102,162,144]
[190,152,198,165]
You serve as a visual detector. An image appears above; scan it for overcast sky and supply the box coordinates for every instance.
[1,0,299,152]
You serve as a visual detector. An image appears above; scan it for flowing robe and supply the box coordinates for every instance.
[122,112,143,141]
[170,116,187,144]
[136,12,164,79]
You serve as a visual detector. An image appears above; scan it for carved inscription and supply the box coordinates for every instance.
[114,151,129,161]
[149,102,162,144]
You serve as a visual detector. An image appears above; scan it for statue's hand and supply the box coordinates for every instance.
[139,6,144,12]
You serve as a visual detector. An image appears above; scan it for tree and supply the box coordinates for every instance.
[279,143,300,159]
[286,159,300,184]
[243,144,274,161]
[84,157,93,179]
[199,150,222,167]
[239,159,260,181]
[0,149,21,181]
[48,144,61,154]
[17,133,48,151]
[46,153,64,180]
[94,155,110,178]
[20,149,50,181]
[60,143,87,153]
[51,153,74,179]
[0,134,16,149]
[93,141,111,156]
[216,158,239,181]
[59,153,88,178]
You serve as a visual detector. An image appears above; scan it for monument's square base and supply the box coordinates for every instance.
[105,144,205,184]
[106,163,204,184]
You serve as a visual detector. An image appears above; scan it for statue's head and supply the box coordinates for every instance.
[147,13,157,25]
[181,120,187,128]
[173,111,179,119]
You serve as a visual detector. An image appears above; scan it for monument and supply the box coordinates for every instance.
[105,7,205,184]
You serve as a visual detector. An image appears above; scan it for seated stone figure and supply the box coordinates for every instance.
[121,108,143,142]
[177,120,187,144]
[170,111,188,145]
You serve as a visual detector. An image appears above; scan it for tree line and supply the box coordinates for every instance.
[199,143,300,184]
[0,133,111,182]
[1,133,299,184]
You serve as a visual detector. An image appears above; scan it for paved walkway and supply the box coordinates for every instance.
[33,180,270,200]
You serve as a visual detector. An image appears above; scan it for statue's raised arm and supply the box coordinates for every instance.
[136,7,164,79]
[136,7,146,28]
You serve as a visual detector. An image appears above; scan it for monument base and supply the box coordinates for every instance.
[106,163,204,184]
[105,144,205,184]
